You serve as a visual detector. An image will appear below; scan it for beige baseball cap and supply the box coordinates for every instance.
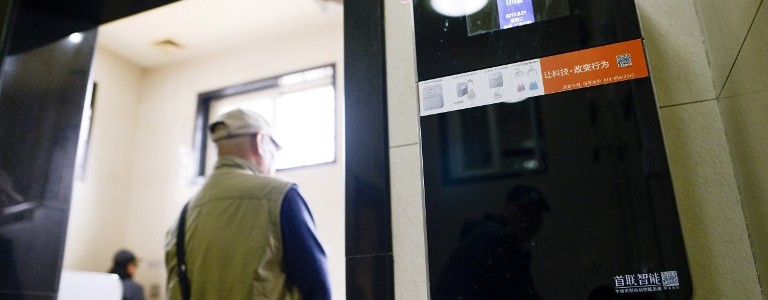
[208,108,282,150]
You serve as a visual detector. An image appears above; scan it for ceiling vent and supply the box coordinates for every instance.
[153,38,184,54]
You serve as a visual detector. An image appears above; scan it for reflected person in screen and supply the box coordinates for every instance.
[165,109,331,300]
[436,185,549,300]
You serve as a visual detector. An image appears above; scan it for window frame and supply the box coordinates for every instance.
[193,64,337,178]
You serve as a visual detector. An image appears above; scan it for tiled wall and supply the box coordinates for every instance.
[694,0,763,94]
[384,0,428,298]
[639,0,764,298]
[385,0,767,299]
[701,1,768,298]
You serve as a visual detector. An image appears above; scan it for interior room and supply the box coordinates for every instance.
[59,1,345,298]
[2,0,766,299]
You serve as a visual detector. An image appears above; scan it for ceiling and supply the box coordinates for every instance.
[96,0,343,68]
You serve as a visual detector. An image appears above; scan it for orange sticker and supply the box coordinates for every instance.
[418,39,652,116]
[540,39,649,94]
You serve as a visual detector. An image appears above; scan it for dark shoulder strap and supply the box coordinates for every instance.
[176,202,191,300]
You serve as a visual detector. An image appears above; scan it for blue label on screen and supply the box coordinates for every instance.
[497,0,535,29]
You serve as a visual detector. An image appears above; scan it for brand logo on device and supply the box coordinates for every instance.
[613,270,680,294]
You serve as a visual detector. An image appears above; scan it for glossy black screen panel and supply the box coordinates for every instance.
[421,79,692,299]
[0,30,97,298]
[415,0,692,298]
[413,0,643,81]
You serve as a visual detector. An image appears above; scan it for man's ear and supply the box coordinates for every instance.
[253,133,268,156]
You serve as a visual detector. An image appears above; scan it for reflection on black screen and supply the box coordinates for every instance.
[420,80,692,299]
[467,0,570,35]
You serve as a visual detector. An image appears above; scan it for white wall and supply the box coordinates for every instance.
[63,46,145,273]
[64,16,345,300]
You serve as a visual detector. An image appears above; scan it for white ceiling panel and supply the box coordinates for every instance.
[97,0,342,67]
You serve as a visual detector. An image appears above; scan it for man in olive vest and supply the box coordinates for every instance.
[165,108,331,300]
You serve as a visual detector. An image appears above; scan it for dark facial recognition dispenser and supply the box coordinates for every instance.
[413,0,692,299]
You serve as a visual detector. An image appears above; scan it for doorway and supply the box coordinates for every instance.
[61,1,346,299]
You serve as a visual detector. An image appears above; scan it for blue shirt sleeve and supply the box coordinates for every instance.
[280,186,332,300]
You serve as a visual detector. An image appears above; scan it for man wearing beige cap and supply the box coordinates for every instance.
[165,109,331,300]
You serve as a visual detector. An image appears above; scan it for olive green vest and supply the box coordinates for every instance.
[166,156,301,300]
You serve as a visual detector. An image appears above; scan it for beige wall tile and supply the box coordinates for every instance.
[390,144,429,300]
[637,0,717,106]
[386,0,421,147]
[693,0,762,93]
[721,3,768,98]
[385,3,428,299]
[719,90,768,299]
[660,101,762,299]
